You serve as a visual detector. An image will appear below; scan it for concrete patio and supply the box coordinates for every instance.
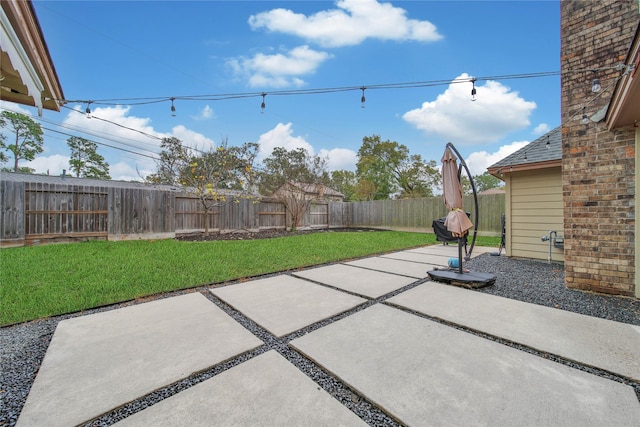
[15,245,640,426]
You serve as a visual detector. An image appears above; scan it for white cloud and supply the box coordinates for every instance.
[23,154,70,176]
[249,0,442,48]
[532,122,550,135]
[109,161,155,182]
[228,45,332,88]
[0,101,33,116]
[403,73,537,145]
[465,140,529,176]
[52,106,214,180]
[319,147,357,171]
[256,122,315,160]
[192,105,214,120]
[171,125,215,151]
[21,154,155,182]
[256,123,356,171]
[63,105,164,153]
[63,104,214,153]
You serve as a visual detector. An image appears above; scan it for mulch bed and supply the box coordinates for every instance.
[175,227,383,242]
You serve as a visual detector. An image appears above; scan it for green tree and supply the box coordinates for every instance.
[67,136,111,179]
[474,172,504,193]
[329,169,358,201]
[0,111,43,172]
[354,179,377,201]
[258,147,329,230]
[396,155,441,199]
[0,114,7,166]
[146,136,191,185]
[356,135,402,199]
[356,135,441,199]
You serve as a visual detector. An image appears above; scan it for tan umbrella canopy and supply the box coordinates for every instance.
[441,147,473,237]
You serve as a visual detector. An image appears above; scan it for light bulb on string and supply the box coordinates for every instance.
[360,87,366,109]
[470,78,477,101]
[591,71,601,93]
[581,107,589,125]
[85,102,92,119]
[170,98,176,117]
[546,135,550,150]
[261,93,266,114]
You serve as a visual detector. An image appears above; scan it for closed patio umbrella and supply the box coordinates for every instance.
[428,143,496,287]
[441,147,473,238]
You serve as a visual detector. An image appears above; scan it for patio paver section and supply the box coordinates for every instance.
[405,244,497,256]
[292,263,416,298]
[210,275,366,337]
[380,250,451,266]
[16,293,263,427]
[114,350,366,427]
[291,304,640,426]
[387,282,640,381]
[344,256,431,278]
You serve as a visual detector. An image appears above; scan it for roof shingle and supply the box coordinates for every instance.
[488,126,561,170]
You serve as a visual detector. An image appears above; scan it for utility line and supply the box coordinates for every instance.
[33,112,162,156]
[60,105,163,142]
[1,105,161,160]
[40,126,159,160]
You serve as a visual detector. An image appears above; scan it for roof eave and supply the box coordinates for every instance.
[488,159,562,178]
[605,23,640,130]
[0,0,64,114]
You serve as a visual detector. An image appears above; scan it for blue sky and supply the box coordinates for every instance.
[2,0,560,181]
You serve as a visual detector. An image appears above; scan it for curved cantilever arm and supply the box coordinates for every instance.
[445,142,478,260]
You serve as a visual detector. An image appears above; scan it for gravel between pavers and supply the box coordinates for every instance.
[1,252,639,426]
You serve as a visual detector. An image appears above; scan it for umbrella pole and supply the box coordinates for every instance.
[446,142,478,259]
[457,237,464,274]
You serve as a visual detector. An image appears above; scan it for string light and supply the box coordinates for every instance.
[260,93,266,113]
[85,102,92,118]
[470,78,477,101]
[546,134,550,149]
[59,67,635,112]
[591,71,601,93]
[360,87,366,109]
[581,107,589,125]
[62,70,565,108]
[170,97,176,117]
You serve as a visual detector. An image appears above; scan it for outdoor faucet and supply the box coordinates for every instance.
[540,231,557,263]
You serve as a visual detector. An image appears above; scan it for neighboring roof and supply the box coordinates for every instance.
[487,126,562,176]
[1,171,260,198]
[606,22,640,129]
[0,171,181,191]
[1,0,64,114]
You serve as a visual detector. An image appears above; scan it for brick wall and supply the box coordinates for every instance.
[561,0,639,296]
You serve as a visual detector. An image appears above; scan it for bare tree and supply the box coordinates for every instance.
[259,147,329,231]
[150,137,259,235]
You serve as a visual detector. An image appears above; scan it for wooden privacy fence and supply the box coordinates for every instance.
[1,178,504,246]
[24,182,109,239]
[333,194,505,236]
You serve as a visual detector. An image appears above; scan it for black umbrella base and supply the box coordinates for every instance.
[427,269,496,289]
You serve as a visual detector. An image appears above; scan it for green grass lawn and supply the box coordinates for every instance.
[0,231,500,326]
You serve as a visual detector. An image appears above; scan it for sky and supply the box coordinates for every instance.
[1,0,560,181]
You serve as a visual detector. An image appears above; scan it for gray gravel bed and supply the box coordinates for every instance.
[1,253,639,426]
[466,254,640,326]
